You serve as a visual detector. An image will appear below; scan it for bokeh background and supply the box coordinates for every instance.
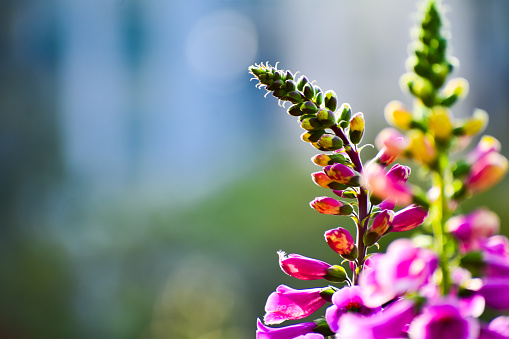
[1,0,508,338]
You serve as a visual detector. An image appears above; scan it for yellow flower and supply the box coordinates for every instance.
[429,107,453,141]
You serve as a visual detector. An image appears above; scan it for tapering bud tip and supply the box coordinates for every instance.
[349,112,365,144]
[324,90,338,112]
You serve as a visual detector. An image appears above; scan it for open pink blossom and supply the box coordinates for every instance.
[391,204,429,232]
[263,285,328,324]
[256,318,317,339]
[447,209,500,252]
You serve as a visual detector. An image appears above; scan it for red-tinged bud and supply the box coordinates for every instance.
[349,112,365,144]
[312,154,332,166]
[363,162,413,206]
[465,152,509,194]
[311,172,334,188]
[467,136,501,164]
[310,197,345,215]
[324,163,360,185]
[387,164,411,185]
[324,227,357,260]
[310,198,353,215]
[375,128,409,166]
[278,251,331,280]
[391,204,429,232]
[364,210,395,246]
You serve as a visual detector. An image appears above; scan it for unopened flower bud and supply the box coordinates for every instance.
[349,112,365,144]
[461,109,488,136]
[301,117,322,131]
[286,92,305,105]
[429,107,453,142]
[317,134,344,151]
[300,101,319,114]
[387,164,411,185]
[324,163,360,185]
[408,130,437,167]
[384,100,413,130]
[310,197,345,215]
[324,90,338,112]
[278,251,331,280]
[447,208,499,252]
[364,210,395,246]
[296,75,309,91]
[316,109,336,127]
[303,83,315,100]
[391,204,428,232]
[465,152,509,194]
[441,77,469,106]
[285,79,296,91]
[311,172,334,188]
[333,189,357,199]
[301,130,325,143]
[324,227,357,260]
[337,103,352,127]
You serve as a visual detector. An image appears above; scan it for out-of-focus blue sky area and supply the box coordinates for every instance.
[1,0,508,338]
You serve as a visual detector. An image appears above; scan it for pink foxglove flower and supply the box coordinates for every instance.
[464,152,508,194]
[360,239,438,307]
[477,278,509,310]
[363,162,413,206]
[391,204,428,232]
[337,299,416,339]
[278,252,331,280]
[408,301,480,339]
[488,316,509,337]
[263,285,328,324]
[325,286,381,333]
[447,209,500,252]
[256,319,317,339]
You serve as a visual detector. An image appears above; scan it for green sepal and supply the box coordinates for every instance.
[324,90,338,112]
[296,75,309,91]
[452,160,470,178]
[313,318,335,337]
[339,204,354,216]
[324,266,348,283]
[286,91,305,104]
[340,245,357,261]
[287,104,304,117]
[363,231,381,247]
[301,101,319,114]
[338,103,352,123]
[327,182,349,190]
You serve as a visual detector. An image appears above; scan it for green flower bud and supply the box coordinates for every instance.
[303,83,315,100]
[285,70,294,80]
[452,160,471,178]
[287,104,304,117]
[316,109,336,127]
[317,134,343,151]
[301,117,322,131]
[324,90,338,112]
[287,91,304,104]
[301,129,326,143]
[337,103,352,124]
[314,91,323,106]
[296,75,309,91]
[273,70,283,81]
[301,101,319,114]
[285,80,296,91]
[339,203,354,216]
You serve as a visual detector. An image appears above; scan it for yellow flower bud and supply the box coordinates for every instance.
[429,107,453,141]
[384,100,413,130]
[463,109,488,136]
[408,130,437,166]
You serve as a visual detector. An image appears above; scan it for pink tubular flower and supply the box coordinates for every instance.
[359,239,438,307]
[363,162,413,206]
[447,209,500,252]
[263,285,328,325]
[488,316,509,337]
[278,252,331,280]
[324,227,356,258]
[465,152,508,194]
[337,299,416,339]
[478,278,509,310]
[256,318,317,339]
[467,135,501,164]
[391,204,429,232]
[408,301,480,339]
[325,286,381,333]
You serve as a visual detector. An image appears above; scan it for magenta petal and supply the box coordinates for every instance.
[256,318,317,339]
[391,204,428,232]
[278,252,331,280]
[478,278,509,310]
[264,285,327,324]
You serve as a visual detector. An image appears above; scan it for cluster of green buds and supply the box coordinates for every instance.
[249,63,365,154]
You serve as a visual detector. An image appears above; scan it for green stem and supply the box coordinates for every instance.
[431,152,451,295]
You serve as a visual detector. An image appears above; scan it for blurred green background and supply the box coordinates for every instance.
[1,0,508,338]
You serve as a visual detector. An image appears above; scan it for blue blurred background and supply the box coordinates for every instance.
[1,0,508,338]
